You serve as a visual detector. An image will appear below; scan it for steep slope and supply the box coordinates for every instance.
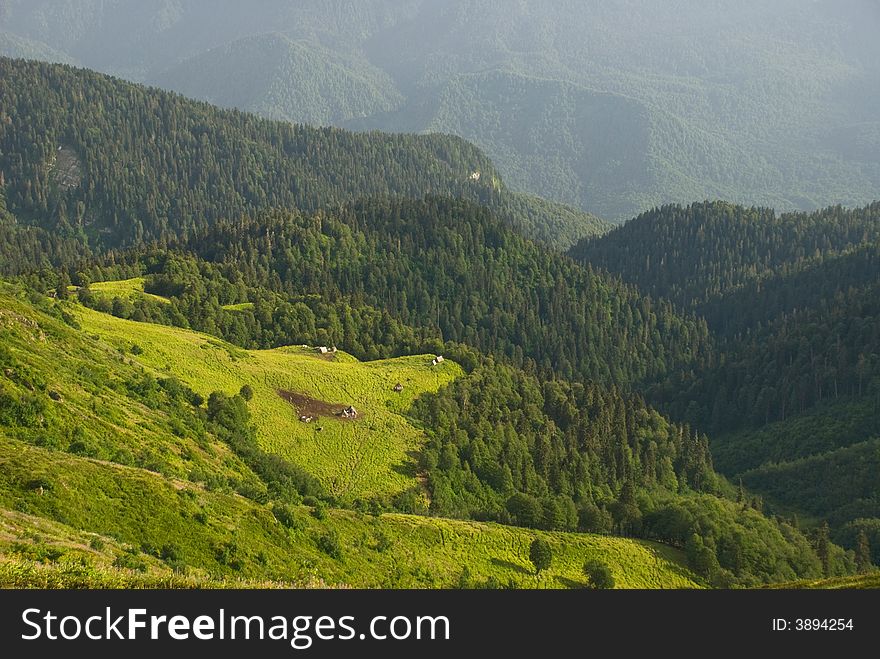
[3,0,880,220]
[0,58,497,248]
[0,32,75,64]
[182,200,712,389]
[0,281,703,588]
[73,302,462,502]
[0,57,604,253]
[353,70,652,220]
[570,201,880,318]
[573,200,880,561]
[0,434,700,589]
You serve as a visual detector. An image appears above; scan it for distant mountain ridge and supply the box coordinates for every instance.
[153,33,404,127]
[1,0,878,222]
[0,58,606,252]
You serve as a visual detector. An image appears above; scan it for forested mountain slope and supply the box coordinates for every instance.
[0,58,605,253]
[570,201,880,321]
[0,55,869,587]
[152,32,404,128]
[2,0,879,221]
[0,266,837,587]
[573,200,880,564]
[181,199,711,389]
[0,280,713,589]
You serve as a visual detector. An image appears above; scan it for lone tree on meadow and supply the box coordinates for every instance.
[583,559,615,589]
[529,538,552,575]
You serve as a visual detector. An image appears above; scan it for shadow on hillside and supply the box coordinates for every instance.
[555,575,586,589]
[490,558,532,576]
[390,453,420,478]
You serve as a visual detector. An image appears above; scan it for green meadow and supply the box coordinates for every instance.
[88,277,171,304]
[0,435,698,589]
[73,302,462,502]
[0,282,700,589]
[769,573,880,590]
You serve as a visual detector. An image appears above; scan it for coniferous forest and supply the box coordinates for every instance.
[0,53,878,590]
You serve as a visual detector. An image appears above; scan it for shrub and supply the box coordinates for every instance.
[374,531,393,553]
[583,559,615,589]
[272,502,299,529]
[316,530,342,560]
[215,541,243,570]
[113,553,147,573]
[529,538,552,574]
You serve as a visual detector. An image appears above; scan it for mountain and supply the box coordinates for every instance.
[0,57,862,587]
[0,31,75,64]
[570,201,880,329]
[2,0,879,222]
[572,200,880,562]
[0,58,605,252]
[0,283,703,589]
[153,33,404,127]
[0,266,829,588]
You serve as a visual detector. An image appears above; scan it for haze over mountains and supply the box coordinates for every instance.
[2,0,879,222]
[1,3,879,591]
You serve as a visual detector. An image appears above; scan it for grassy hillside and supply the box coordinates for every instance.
[0,281,699,588]
[68,292,463,502]
[0,435,698,589]
[89,277,170,305]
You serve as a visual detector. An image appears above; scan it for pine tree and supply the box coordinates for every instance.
[55,270,71,300]
[855,530,872,574]
[816,521,831,577]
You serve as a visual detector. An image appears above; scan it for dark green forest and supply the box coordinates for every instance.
[573,200,880,560]
[4,1,879,221]
[0,58,604,254]
[0,58,875,586]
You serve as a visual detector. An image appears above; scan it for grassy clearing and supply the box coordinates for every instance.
[88,277,171,304]
[0,557,311,589]
[73,302,462,501]
[0,282,700,589]
[222,302,255,312]
[0,285,250,484]
[0,436,699,589]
